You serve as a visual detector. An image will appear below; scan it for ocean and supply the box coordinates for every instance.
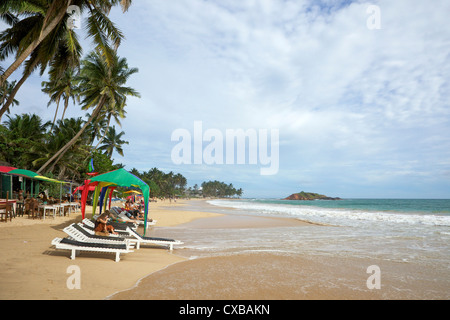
[171,198,450,261]
[113,198,450,299]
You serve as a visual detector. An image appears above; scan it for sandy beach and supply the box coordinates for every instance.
[1,199,448,300]
[0,199,220,300]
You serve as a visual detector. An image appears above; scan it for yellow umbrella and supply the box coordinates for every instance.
[124,190,142,194]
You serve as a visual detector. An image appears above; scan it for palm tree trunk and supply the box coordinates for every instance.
[37,95,106,174]
[0,0,72,87]
[50,98,61,131]
[61,97,69,121]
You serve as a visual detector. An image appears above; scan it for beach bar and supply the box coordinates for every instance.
[0,165,72,220]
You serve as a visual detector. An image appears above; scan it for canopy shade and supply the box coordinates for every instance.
[72,185,97,194]
[81,168,150,233]
[0,166,67,183]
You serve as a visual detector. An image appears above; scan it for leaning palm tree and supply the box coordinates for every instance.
[37,50,140,174]
[97,125,129,158]
[0,0,133,87]
[0,2,82,120]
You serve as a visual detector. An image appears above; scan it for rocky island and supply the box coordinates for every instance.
[283,191,341,201]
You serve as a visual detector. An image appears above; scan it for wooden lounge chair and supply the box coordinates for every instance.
[0,202,11,222]
[51,237,133,262]
[0,192,14,222]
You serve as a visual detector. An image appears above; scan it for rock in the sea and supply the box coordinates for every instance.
[283,191,341,200]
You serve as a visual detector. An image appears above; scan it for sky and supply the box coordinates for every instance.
[2,0,450,199]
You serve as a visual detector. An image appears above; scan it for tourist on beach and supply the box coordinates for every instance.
[108,208,131,223]
[94,211,118,235]
[123,200,144,219]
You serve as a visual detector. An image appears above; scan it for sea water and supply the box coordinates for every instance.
[142,198,450,299]
[162,199,449,260]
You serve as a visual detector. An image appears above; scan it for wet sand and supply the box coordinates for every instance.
[110,250,449,300]
[110,200,449,300]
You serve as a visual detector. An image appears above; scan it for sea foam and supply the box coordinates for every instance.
[208,199,450,227]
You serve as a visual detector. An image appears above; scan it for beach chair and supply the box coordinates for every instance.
[0,192,14,222]
[63,223,135,249]
[81,219,182,251]
[125,227,183,251]
[51,237,133,262]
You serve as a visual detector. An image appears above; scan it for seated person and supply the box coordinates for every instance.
[116,206,143,221]
[111,206,151,222]
[94,211,118,235]
[18,190,24,202]
[125,199,133,210]
[108,208,131,224]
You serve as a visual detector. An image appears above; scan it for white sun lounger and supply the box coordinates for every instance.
[63,223,135,249]
[51,237,133,262]
[78,222,182,251]
[125,227,183,251]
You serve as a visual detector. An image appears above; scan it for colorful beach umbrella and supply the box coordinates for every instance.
[0,166,66,183]
[0,166,17,173]
[124,190,142,194]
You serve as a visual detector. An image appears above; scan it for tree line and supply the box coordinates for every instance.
[201,180,243,198]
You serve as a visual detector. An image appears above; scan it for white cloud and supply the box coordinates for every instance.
[5,0,450,198]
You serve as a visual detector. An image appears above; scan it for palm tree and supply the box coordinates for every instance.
[85,112,108,146]
[32,117,89,179]
[94,98,126,149]
[0,113,50,169]
[0,0,133,87]
[3,113,49,141]
[0,2,82,120]
[0,79,19,111]
[42,68,79,130]
[97,125,129,158]
[37,50,139,174]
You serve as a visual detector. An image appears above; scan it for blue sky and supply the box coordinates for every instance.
[3,0,450,199]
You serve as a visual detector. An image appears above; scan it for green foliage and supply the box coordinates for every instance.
[84,150,119,175]
[295,191,325,200]
[0,113,122,183]
[201,180,243,198]
[130,168,187,198]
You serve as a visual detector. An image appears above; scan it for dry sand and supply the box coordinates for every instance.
[0,199,220,300]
